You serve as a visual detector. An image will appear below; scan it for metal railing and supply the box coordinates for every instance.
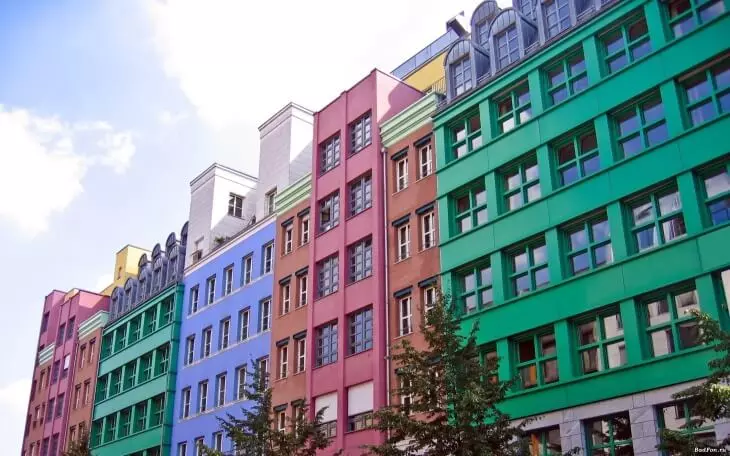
[424,77,446,96]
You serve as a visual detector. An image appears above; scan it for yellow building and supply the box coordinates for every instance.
[100,245,150,295]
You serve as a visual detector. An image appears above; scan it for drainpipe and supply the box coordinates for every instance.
[381,142,392,444]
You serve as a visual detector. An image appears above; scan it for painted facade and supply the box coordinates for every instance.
[90,225,187,456]
[101,246,151,296]
[435,0,730,453]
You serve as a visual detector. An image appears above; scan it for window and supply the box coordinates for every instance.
[348,238,372,282]
[279,346,289,379]
[74,385,81,409]
[181,387,191,418]
[320,134,341,173]
[452,57,473,97]
[62,354,70,378]
[496,83,532,134]
[265,188,277,216]
[83,381,90,404]
[349,307,373,355]
[347,382,373,433]
[546,50,588,105]
[601,16,651,74]
[57,324,65,345]
[206,276,216,305]
[666,0,725,38]
[682,59,730,127]
[239,308,250,340]
[216,374,227,407]
[522,427,562,456]
[228,193,244,218]
[544,0,571,38]
[223,266,233,296]
[241,255,253,286]
[418,143,433,178]
[185,336,195,365]
[614,96,668,157]
[260,298,272,332]
[629,187,685,252]
[585,413,633,455]
[278,411,287,431]
[194,438,204,456]
[317,255,339,298]
[419,211,437,250]
[576,311,626,374]
[46,399,54,421]
[701,163,730,225]
[235,366,246,400]
[69,427,76,443]
[88,338,96,361]
[178,442,188,456]
[198,381,208,413]
[283,225,293,254]
[51,361,59,384]
[454,185,487,234]
[457,263,493,314]
[66,317,75,340]
[423,286,437,316]
[189,286,199,314]
[55,394,64,417]
[515,332,559,389]
[350,112,372,153]
[316,322,338,367]
[658,400,715,444]
[644,288,701,357]
[263,243,274,274]
[502,156,540,211]
[565,216,613,275]
[399,376,413,413]
[555,127,599,186]
[281,282,291,315]
[300,215,310,245]
[450,112,482,160]
[297,275,308,308]
[319,192,340,232]
[220,318,230,350]
[396,224,410,261]
[257,357,269,390]
[349,173,372,216]
[395,156,409,191]
[398,296,413,336]
[495,26,519,70]
[202,327,212,358]
[509,241,549,296]
[296,338,306,373]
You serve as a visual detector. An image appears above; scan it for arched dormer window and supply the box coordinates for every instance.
[124,278,136,311]
[111,288,123,320]
[471,1,502,47]
[514,0,538,21]
[445,40,490,102]
[153,255,168,292]
[542,0,573,39]
[488,9,539,71]
[168,245,180,282]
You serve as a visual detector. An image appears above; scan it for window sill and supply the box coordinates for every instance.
[394,256,412,264]
[318,164,341,178]
[394,332,414,341]
[415,173,434,183]
[346,205,373,222]
[316,224,340,239]
[187,274,270,319]
[345,347,373,360]
[346,274,373,288]
[182,330,270,370]
[393,186,409,195]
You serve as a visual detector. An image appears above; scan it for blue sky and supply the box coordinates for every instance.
[0,0,498,451]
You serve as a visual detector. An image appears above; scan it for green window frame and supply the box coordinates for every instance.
[453,184,488,234]
[509,240,549,297]
[139,354,152,382]
[456,262,493,315]
[123,361,136,390]
[643,287,701,357]
[681,58,730,128]
[522,427,562,455]
[144,307,157,336]
[119,409,131,438]
[613,95,668,158]
[515,332,558,389]
[545,50,588,106]
[129,318,141,344]
[701,162,730,226]
[554,127,600,187]
[104,414,116,443]
[115,326,127,351]
[161,298,174,325]
[628,186,686,252]
[155,345,169,376]
[586,413,633,455]
[666,0,726,38]
[91,420,103,447]
[564,215,613,275]
[134,402,147,432]
[657,399,715,446]
[110,369,121,396]
[101,334,113,358]
[495,82,532,134]
[95,377,108,402]
[601,15,652,74]
[575,310,626,374]
[449,112,482,161]
[151,395,165,427]
[502,155,541,212]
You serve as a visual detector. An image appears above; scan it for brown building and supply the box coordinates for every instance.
[25,349,53,456]
[269,174,312,431]
[380,92,442,405]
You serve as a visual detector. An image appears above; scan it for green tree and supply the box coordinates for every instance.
[63,429,90,456]
[657,312,730,454]
[201,367,341,456]
[367,290,573,456]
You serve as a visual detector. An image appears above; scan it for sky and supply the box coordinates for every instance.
[0,0,508,451]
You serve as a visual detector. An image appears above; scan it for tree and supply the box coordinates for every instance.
[201,367,341,456]
[63,429,90,456]
[657,312,730,454]
[367,290,571,456]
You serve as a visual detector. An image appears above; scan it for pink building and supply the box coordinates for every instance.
[306,69,421,454]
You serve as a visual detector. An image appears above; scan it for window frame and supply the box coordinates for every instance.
[320,134,341,174]
[494,25,520,70]
[666,0,726,39]
[297,275,308,308]
[349,173,373,216]
[545,49,588,106]
[451,57,473,97]
[554,126,600,186]
[260,298,272,332]
[699,162,730,226]
[396,224,411,262]
[681,59,730,128]
[281,282,291,315]
[206,276,216,306]
[418,143,433,179]
[263,243,274,274]
[613,94,668,158]
[585,413,634,455]
[395,156,409,192]
[564,215,613,276]
[348,307,373,356]
[223,265,234,296]
[453,184,488,234]
[318,192,340,233]
[348,237,373,283]
[228,193,244,218]
[544,0,571,38]
[508,240,550,297]
[216,373,227,407]
[514,331,559,389]
[317,255,339,298]
[316,322,338,367]
[421,211,437,250]
[398,296,413,336]
[220,318,230,350]
[456,262,494,315]
[643,287,701,358]
[242,255,253,285]
[296,338,306,373]
[600,14,652,74]
[495,82,532,134]
[239,308,250,341]
[502,155,541,212]
[300,215,310,245]
[449,112,482,161]
[574,310,627,375]
[283,225,294,255]
[349,112,372,154]
[628,186,686,252]
[279,345,289,379]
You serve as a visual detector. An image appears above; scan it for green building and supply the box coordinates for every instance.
[91,227,187,456]
[435,0,729,453]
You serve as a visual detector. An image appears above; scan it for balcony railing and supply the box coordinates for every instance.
[424,77,446,96]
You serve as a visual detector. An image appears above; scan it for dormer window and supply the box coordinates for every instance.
[476,21,490,47]
[495,26,520,70]
[228,193,244,218]
[452,58,473,97]
[545,0,572,38]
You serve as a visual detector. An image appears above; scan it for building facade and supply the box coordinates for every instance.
[270,174,312,433]
[22,289,109,456]
[90,225,187,456]
[435,0,730,454]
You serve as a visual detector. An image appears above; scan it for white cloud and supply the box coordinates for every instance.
[0,106,137,237]
[0,378,30,455]
[159,110,189,126]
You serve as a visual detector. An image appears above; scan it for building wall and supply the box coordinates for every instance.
[171,218,275,454]
[101,246,150,296]
[307,69,422,454]
[403,56,447,93]
[23,356,53,456]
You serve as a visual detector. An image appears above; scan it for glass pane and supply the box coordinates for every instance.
[700,0,726,22]
[603,314,624,337]
[520,108,533,124]
[679,321,701,349]
[549,66,565,86]
[475,189,487,205]
[631,40,652,60]
[552,87,568,104]
[672,16,696,37]
[646,122,668,146]
[506,169,522,190]
[710,198,730,225]
[515,274,531,295]
[569,227,588,250]
[481,288,494,306]
[647,298,671,326]
[636,225,657,250]
[605,31,624,54]
[620,135,643,157]
[525,163,540,181]
[715,61,730,89]
[660,403,685,431]
[462,272,476,291]
[704,169,730,198]
[589,419,610,446]
[520,365,537,388]
[674,290,699,316]
[668,0,691,18]
[581,348,601,373]
[618,111,639,136]
[686,78,712,103]
[465,294,477,313]
[594,244,613,266]
[592,219,610,241]
[628,18,648,40]
[579,132,597,153]
[542,359,559,383]
[518,339,536,362]
[632,200,654,225]
[689,100,717,126]
[578,321,597,345]
[499,98,513,115]
[456,195,470,213]
[562,165,579,185]
[718,92,730,113]
[662,216,686,241]
[643,99,665,123]
[476,208,488,225]
[651,328,675,356]
[527,183,542,202]
[508,193,523,210]
[572,75,589,93]
[606,341,627,368]
[572,252,590,274]
[570,55,586,74]
[612,414,632,440]
[532,244,547,264]
[513,252,528,272]
[469,115,481,132]
[535,267,550,288]
[480,267,493,286]
[609,53,628,73]
[459,217,472,233]
[517,87,531,106]
[547,428,562,452]
[658,192,681,215]
[558,143,575,164]
[455,143,468,158]
[453,125,466,142]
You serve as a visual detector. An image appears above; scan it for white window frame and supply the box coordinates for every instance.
[284,225,293,254]
[279,346,289,379]
[239,309,250,340]
[223,266,233,295]
[418,143,433,179]
[243,256,253,285]
[265,189,277,216]
[260,299,272,332]
[235,366,246,400]
[396,157,409,191]
[182,387,191,418]
[199,381,208,413]
[397,224,411,261]
[257,357,270,390]
[203,328,212,358]
[296,338,306,373]
[421,211,436,250]
[423,286,437,316]
[206,277,216,305]
[298,275,308,308]
[263,243,274,274]
[399,376,413,412]
[399,296,413,336]
[216,374,226,407]
[281,283,291,315]
[194,438,204,456]
[190,286,199,314]
[228,193,244,218]
[300,215,310,245]
[178,442,188,456]
[213,431,223,451]
[220,319,230,350]
[278,411,287,431]
[185,336,195,365]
